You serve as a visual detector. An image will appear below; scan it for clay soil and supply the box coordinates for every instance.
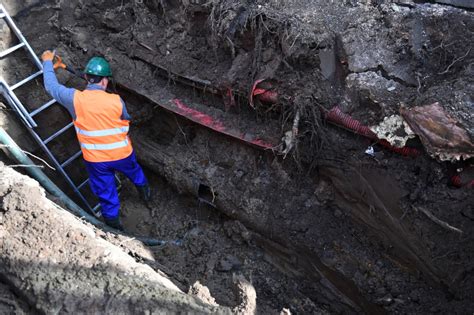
[0,0,473,314]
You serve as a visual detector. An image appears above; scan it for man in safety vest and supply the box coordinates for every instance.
[41,50,151,231]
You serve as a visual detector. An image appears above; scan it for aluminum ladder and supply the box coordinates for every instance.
[0,4,101,216]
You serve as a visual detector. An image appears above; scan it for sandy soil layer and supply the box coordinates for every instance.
[0,162,233,314]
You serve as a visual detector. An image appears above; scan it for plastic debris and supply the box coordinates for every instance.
[370,115,416,148]
[365,146,375,157]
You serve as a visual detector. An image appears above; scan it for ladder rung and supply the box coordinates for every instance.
[0,42,25,58]
[11,70,42,90]
[92,203,102,217]
[0,85,36,128]
[29,99,56,117]
[44,122,74,144]
[77,178,89,190]
[61,150,82,168]
[0,13,5,19]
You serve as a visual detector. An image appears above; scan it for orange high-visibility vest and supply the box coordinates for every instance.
[73,89,133,162]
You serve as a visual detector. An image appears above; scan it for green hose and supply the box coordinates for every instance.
[0,127,163,246]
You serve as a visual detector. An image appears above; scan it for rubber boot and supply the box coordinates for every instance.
[136,183,152,202]
[104,216,124,231]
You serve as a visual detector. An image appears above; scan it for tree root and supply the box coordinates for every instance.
[414,206,463,234]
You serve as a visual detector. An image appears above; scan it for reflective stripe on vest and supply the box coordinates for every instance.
[75,126,129,137]
[80,138,129,150]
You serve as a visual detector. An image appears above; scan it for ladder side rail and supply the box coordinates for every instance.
[0,5,99,216]
[0,79,37,127]
[28,129,96,215]
[1,92,96,214]
[0,82,36,128]
[0,4,43,70]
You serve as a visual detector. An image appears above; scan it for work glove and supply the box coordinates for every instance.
[41,50,55,62]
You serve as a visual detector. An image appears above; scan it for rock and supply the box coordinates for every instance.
[188,281,218,306]
[345,71,407,115]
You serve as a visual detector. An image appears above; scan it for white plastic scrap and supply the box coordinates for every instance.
[370,115,416,147]
[365,145,375,157]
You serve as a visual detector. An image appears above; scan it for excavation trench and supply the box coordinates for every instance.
[111,77,434,313]
[114,81,382,313]
[1,1,473,313]
[112,62,472,312]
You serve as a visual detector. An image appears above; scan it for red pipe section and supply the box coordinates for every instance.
[325,106,474,188]
[325,106,377,139]
[172,99,276,150]
[256,90,279,104]
[451,175,474,188]
[324,106,421,157]
[249,79,279,108]
[378,139,421,157]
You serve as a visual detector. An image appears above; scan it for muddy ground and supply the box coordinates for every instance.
[0,162,246,314]
[0,0,473,314]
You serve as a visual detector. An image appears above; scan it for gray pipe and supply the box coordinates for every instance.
[0,127,164,246]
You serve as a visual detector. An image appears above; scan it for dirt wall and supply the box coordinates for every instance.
[0,162,231,314]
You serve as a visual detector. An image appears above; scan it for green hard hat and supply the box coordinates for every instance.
[84,56,112,77]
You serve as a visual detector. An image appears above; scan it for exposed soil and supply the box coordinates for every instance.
[0,279,32,314]
[0,0,473,314]
[0,162,236,314]
[119,173,331,313]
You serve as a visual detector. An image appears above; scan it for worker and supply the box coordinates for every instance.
[41,50,151,231]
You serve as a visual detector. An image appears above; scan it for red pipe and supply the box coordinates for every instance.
[324,107,474,188]
[378,140,421,157]
[171,99,276,150]
[257,90,279,104]
[325,106,378,139]
[450,175,474,188]
[249,79,279,108]
[324,106,421,157]
[451,175,463,187]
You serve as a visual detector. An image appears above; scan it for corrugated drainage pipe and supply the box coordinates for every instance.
[324,106,421,157]
[0,127,164,246]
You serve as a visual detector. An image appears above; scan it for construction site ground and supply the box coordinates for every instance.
[0,1,473,314]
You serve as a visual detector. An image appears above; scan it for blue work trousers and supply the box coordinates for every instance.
[84,151,147,219]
